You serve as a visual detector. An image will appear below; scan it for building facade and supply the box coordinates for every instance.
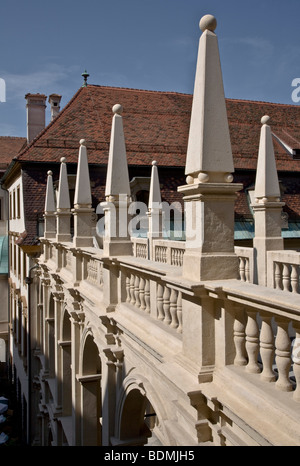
[3,14,300,446]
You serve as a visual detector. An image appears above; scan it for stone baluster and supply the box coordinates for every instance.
[291,265,299,294]
[245,311,260,373]
[163,286,171,326]
[134,275,140,308]
[144,279,150,313]
[245,258,250,283]
[130,274,135,305]
[275,318,293,391]
[177,292,183,334]
[139,276,146,311]
[282,263,291,292]
[239,257,246,282]
[233,310,247,366]
[157,283,164,321]
[169,288,179,329]
[125,275,131,303]
[260,315,276,382]
[274,262,282,290]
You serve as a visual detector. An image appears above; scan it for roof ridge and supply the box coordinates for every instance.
[226,97,300,107]
[87,83,192,97]
[0,136,26,140]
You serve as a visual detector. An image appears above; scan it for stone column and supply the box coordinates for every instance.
[252,116,284,286]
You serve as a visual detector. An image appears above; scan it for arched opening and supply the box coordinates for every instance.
[119,389,154,446]
[80,334,102,446]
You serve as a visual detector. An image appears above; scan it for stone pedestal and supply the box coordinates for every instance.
[178,180,242,281]
[252,200,284,286]
[73,206,94,248]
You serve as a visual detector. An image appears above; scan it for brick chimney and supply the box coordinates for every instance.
[48,93,62,121]
[25,93,47,143]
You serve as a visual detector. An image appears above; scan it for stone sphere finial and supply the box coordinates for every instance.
[200,14,217,32]
[152,160,157,166]
[112,104,123,115]
[80,138,86,146]
[47,170,53,176]
[261,115,270,125]
[60,157,66,163]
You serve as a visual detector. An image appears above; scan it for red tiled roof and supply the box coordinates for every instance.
[0,136,26,169]
[16,85,300,172]
[8,85,300,245]
[227,99,300,171]
[16,85,191,167]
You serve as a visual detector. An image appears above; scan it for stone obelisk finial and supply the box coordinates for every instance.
[147,160,163,259]
[178,15,242,281]
[73,139,94,248]
[43,170,56,239]
[102,104,132,256]
[252,115,285,286]
[185,14,234,183]
[56,157,71,243]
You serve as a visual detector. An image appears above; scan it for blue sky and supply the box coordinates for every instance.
[1,0,300,137]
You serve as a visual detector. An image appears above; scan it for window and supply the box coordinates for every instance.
[16,186,21,219]
[12,190,16,219]
[9,193,12,220]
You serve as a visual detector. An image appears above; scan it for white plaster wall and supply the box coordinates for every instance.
[0,185,8,236]
[8,174,26,234]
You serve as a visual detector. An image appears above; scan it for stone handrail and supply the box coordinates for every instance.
[267,250,300,293]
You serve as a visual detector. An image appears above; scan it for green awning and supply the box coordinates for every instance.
[0,236,8,274]
[282,222,300,238]
[234,221,300,240]
[234,221,254,240]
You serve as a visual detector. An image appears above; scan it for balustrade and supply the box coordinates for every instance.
[235,246,254,283]
[85,257,103,288]
[132,237,185,267]
[124,270,182,333]
[233,307,300,401]
[268,251,300,294]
